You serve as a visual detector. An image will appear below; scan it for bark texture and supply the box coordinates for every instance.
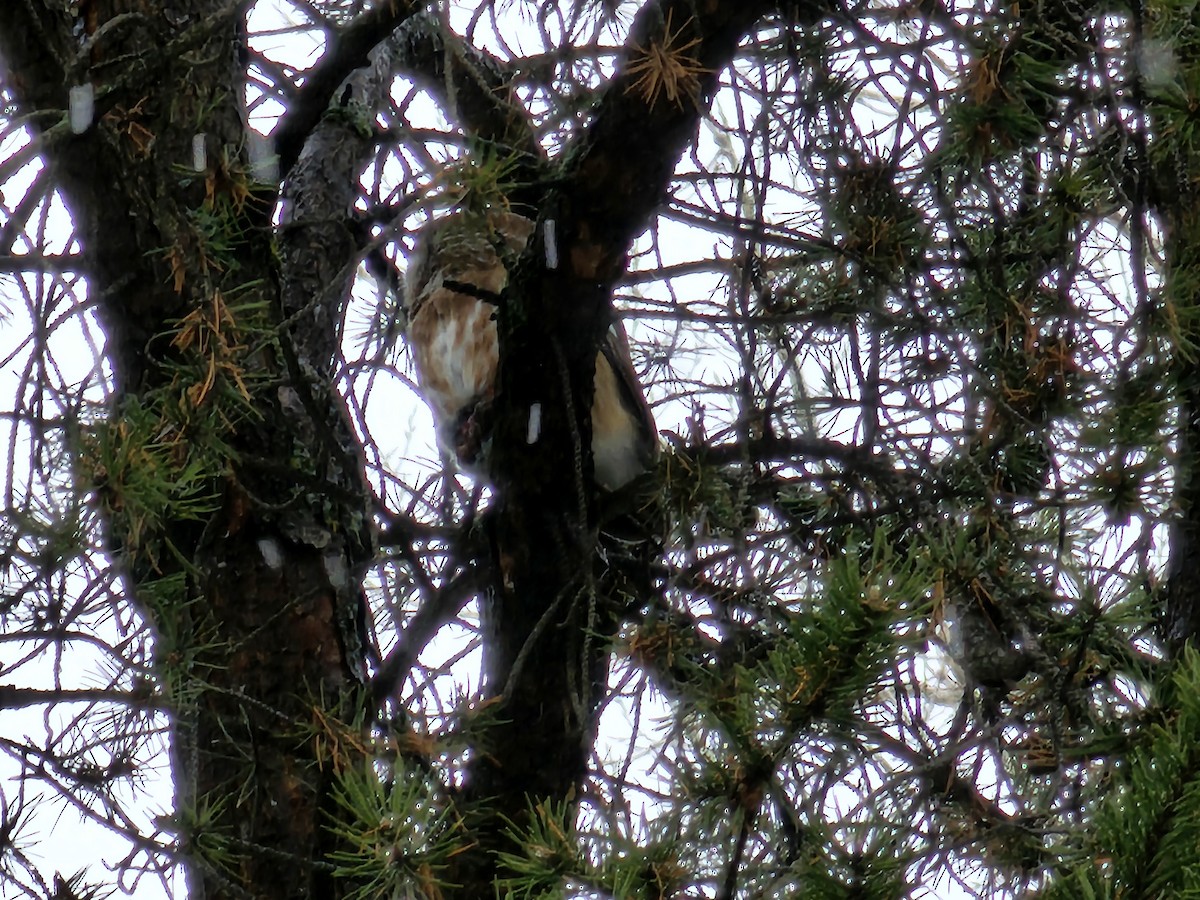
[0,0,778,894]
[462,0,778,885]
[0,2,380,896]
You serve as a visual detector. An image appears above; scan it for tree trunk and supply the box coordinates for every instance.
[0,3,376,896]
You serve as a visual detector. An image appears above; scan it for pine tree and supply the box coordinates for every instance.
[1,1,1197,898]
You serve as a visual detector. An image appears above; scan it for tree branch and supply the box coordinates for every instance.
[458,1,785,892]
[0,3,72,114]
[390,11,545,173]
[274,0,421,178]
[538,0,785,287]
[370,567,481,708]
[0,685,162,710]
[274,0,547,184]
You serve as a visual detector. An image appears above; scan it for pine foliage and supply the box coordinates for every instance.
[2,0,1200,897]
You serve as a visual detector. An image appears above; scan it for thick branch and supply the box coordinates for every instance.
[390,11,545,174]
[491,0,786,495]
[0,685,161,710]
[274,3,547,184]
[543,0,783,286]
[5,4,380,896]
[278,27,399,371]
[460,0,783,893]
[0,4,72,114]
[274,0,421,178]
[1167,379,1200,648]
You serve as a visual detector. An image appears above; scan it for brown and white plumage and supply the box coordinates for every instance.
[403,211,657,490]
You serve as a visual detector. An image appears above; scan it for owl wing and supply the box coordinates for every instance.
[591,318,658,490]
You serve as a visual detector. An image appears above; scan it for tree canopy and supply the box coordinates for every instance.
[1,0,1198,897]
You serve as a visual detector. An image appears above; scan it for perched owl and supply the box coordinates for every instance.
[403,211,657,490]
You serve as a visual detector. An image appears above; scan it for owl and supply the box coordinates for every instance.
[403,211,657,490]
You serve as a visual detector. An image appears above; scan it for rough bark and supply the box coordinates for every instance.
[0,0,780,895]
[458,0,779,888]
[0,2,380,896]
[1163,202,1200,650]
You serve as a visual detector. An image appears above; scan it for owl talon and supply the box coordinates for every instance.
[453,398,494,466]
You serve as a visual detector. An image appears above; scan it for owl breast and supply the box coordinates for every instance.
[406,285,499,464]
[408,288,498,423]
